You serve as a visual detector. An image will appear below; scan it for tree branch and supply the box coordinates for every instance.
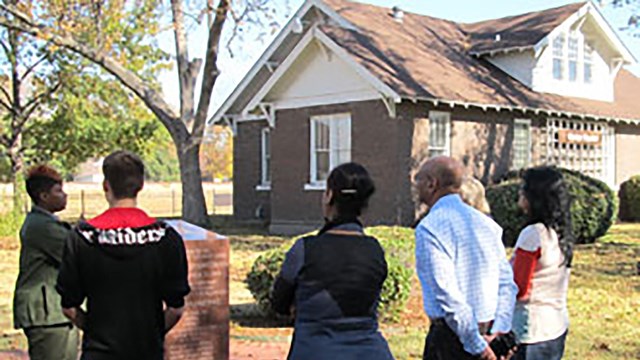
[190,0,230,149]
[20,52,49,82]
[0,4,180,131]
[0,97,13,114]
[171,0,196,123]
[0,84,12,105]
[21,80,61,122]
[0,37,10,59]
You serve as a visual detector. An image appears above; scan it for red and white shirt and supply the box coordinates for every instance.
[511,223,570,344]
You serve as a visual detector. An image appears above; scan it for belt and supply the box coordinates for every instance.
[430,318,494,335]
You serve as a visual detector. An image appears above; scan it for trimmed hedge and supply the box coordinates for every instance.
[619,175,640,222]
[487,168,617,246]
[245,226,414,322]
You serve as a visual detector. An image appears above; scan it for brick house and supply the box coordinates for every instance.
[212,0,640,235]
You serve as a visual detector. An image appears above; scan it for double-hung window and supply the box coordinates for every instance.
[552,35,565,80]
[428,111,451,158]
[568,36,579,82]
[512,119,531,170]
[309,113,351,186]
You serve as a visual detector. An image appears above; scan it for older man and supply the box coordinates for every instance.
[413,156,517,360]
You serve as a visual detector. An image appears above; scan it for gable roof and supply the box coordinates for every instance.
[213,0,640,124]
[464,2,587,55]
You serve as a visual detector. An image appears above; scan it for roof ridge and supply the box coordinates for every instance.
[463,1,587,26]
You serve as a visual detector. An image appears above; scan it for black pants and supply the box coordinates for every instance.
[423,322,480,360]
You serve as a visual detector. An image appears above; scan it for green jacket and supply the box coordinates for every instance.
[13,207,71,329]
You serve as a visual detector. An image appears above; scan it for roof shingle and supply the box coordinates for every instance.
[321,0,640,121]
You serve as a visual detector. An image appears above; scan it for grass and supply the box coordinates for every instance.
[0,224,638,359]
[227,224,640,360]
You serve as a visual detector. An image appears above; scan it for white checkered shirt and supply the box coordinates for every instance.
[415,194,517,355]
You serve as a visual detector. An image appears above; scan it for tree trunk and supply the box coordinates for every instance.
[8,133,24,212]
[177,142,208,226]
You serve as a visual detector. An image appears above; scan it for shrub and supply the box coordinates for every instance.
[487,168,617,246]
[245,226,414,322]
[618,175,640,222]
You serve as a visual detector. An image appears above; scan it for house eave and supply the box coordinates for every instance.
[409,96,640,125]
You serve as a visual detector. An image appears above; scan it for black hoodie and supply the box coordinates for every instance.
[56,211,190,360]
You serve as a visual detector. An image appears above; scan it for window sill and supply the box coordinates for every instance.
[255,184,271,191]
[304,183,326,191]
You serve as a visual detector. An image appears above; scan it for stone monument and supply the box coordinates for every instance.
[164,220,229,360]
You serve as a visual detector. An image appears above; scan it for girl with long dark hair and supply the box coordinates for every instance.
[512,166,574,360]
[271,162,394,360]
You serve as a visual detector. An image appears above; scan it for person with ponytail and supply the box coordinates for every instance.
[271,162,394,360]
[512,166,574,360]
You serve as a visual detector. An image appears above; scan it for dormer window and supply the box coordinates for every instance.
[552,36,565,80]
[551,33,594,85]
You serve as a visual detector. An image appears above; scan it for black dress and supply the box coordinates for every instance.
[271,222,394,360]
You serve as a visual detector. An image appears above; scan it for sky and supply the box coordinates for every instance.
[157,0,640,117]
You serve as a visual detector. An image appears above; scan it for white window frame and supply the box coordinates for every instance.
[552,35,565,80]
[428,111,451,158]
[256,127,271,191]
[306,113,352,190]
[568,35,579,82]
[512,119,532,170]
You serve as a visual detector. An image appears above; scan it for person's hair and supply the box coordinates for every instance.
[522,166,574,267]
[327,162,375,219]
[460,176,491,214]
[25,165,63,205]
[103,150,145,200]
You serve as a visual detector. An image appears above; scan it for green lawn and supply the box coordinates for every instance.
[381,224,640,360]
[1,224,639,359]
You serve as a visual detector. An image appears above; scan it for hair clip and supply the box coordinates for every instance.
[341,189,357,194]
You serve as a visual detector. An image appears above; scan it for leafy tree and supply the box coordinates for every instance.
[200,125,232,181]
[143,126,181,182]
[0,0,284,225]
[0,0,62,208]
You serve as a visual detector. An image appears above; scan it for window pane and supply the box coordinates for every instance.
[584,64,592,84]
[316,151,330,181]
[553,59,563,80]
[553,36,564,57]
[265,158,271,183]
[568,37,579,60]
[264,131,270,157]
[315,121,330,150]
[512,122,530,169]
[569,61,577,82]
[430,118,444,147]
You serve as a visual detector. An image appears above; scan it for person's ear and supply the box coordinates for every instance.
[38,191,49,205]
[102,179,111,193]
[323,189,333,205]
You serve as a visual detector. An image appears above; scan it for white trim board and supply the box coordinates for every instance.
[241,26,401,117]
[209,0,358,125]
